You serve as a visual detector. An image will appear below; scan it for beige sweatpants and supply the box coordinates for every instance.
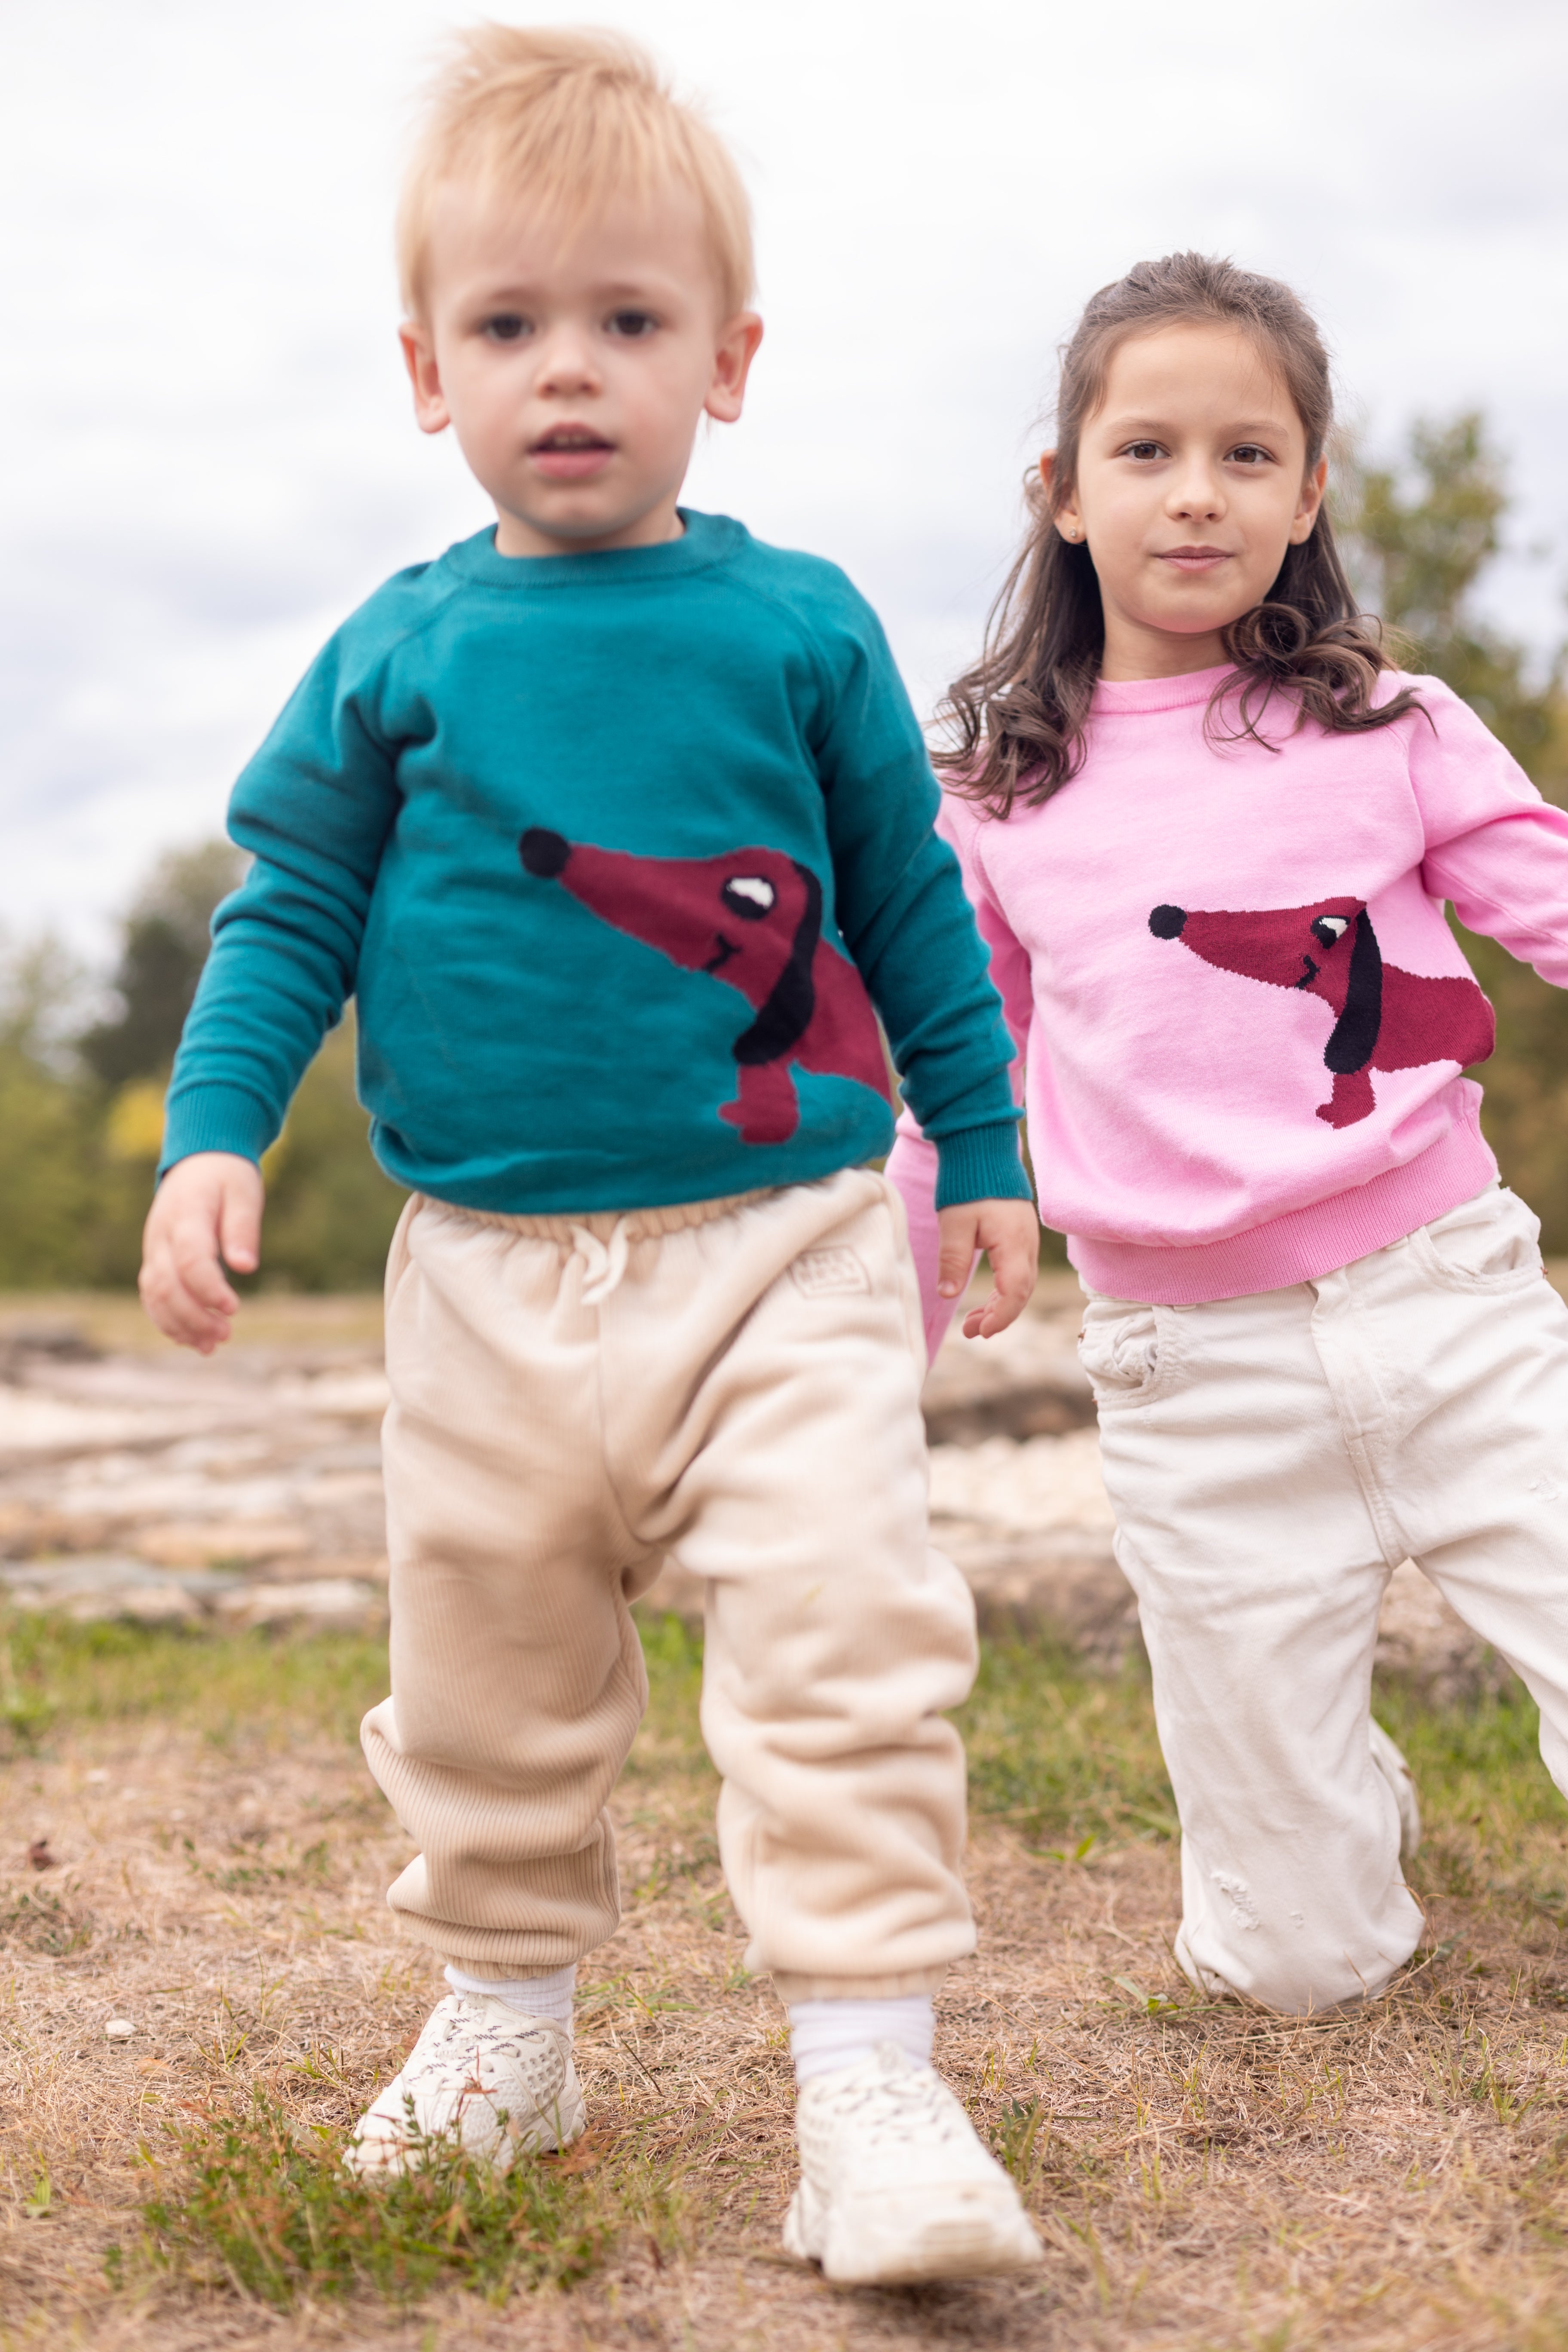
[360,1168,978,2002]
[1083,1183,1568,2015]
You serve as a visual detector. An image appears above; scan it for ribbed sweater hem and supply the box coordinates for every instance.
[1068,1118,1499,1305]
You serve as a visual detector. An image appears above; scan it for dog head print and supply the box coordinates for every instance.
[520,828,889,1145]
[1149,894,1494,1128]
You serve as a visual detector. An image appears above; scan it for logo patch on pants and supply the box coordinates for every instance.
[790,1247,871,1298]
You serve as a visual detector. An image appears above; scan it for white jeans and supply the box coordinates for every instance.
[1082,1184,1568,2014]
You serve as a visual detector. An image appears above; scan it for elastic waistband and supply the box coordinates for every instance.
[420,1187,775,1245]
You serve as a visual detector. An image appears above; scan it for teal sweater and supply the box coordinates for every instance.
[163,512,1027,1214]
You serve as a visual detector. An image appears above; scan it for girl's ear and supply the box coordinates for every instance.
[1289,454,1329,545]
[1040,450,1082,543]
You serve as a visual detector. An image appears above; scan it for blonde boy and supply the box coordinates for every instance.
[140,26,1041,2283]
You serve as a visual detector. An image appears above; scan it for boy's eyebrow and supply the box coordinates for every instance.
[456,269,684,306]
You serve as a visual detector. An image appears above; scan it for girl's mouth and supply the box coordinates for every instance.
[1156,546,1233,573]
[529,428,616,481]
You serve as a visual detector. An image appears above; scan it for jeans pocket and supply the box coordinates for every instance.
[1078,1298,1172,1408]
[1411,1184,1543,1293]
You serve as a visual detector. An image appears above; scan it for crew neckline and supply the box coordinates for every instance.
[1089,664,1237,715]
[445,506,742,590]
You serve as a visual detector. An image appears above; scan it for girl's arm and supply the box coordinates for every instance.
[1412,680,1568,983]
[886,806,1036,1362]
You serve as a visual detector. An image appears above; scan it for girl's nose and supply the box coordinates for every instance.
[1167,467,1225,522]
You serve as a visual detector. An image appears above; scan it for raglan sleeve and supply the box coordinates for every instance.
[158,622,403,1175]
[808,579,1030,1226]
[885,796,1035,1360]
[1412,677,1568,982]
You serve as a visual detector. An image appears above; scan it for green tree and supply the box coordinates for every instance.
[1338,414,1568,1246]
[78,841,245,1087]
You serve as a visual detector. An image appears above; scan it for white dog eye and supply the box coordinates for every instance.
[1318,916,1348,939]
[726,877,775,910]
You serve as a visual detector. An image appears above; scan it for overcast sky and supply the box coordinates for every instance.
[4,0,1567,959]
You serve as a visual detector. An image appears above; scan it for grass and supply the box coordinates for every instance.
[7,1608,1568,2348]
[118,2092,685,2309]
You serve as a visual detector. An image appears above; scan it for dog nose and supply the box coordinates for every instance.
[1148,905,1187,940]
[520,828,571,879]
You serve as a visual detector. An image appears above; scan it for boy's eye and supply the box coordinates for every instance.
[484,314,530,342]
[606,309,658,338]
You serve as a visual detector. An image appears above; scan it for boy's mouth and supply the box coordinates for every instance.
[529,426,616,482]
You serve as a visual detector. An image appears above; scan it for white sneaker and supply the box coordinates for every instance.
[1370,1717,1421,1860]
[344,1992,585,2176]
[784,2043,1043,2284]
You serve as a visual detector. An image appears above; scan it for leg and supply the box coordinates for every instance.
[602,1170,978,1999]
[361,1197,656,1975]
[1332,1188,1568,1797]
[594,1171,1036,2279]
[1083,1286,1424,2013]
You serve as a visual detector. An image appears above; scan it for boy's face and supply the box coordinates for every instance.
[401,180,762,558]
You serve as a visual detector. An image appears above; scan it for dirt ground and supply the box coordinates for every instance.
[6,1699,1568,2352]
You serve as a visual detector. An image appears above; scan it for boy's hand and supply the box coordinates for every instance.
[139,1152,264,1355]
[937,1197,1040,1340]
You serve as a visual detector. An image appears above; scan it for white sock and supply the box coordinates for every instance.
[788,1994,935,2085]
[444,1961,576,2031]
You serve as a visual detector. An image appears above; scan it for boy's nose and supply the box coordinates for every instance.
[535,328,600,393]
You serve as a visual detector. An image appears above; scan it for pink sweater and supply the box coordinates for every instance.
[889,665,1568,1348]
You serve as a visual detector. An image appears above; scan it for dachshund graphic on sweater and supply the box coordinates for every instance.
[1149,895,1494,1128]
[520,828,890,1145]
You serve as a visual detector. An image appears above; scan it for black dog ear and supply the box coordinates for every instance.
[1323,910,1382,1075]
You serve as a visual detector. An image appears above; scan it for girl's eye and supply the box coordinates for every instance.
[1123,441,1165,462]
[484,314,530,343]
[606,309,658,338]
[1228,444,1272,466]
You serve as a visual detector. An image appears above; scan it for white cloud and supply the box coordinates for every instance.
[3,0,1566,952]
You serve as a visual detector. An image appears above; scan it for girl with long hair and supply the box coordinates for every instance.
[889,251,1568,2013]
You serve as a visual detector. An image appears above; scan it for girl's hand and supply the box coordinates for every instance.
[139,1152,264,1354]
[936,1197,1040,1339]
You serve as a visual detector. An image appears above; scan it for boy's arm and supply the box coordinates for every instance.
[886,818,1035,1357]
[144,632,402,1348]
[811,590,1036,1332]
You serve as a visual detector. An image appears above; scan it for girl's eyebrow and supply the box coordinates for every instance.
[1101,412,1292,439]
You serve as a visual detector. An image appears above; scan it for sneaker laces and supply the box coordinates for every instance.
[570,1217,637,1306]
[811,2046,969,2150]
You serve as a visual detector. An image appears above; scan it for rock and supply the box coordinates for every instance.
[136,1518,312,1567]
[211,1577,386,1632]
[104,2018,136,2041]
[0,1555,243,1622]
[1375,1558,1513,1703]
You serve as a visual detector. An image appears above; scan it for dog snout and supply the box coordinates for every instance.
[1148,904,1187,940]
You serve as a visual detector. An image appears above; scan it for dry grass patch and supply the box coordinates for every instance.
[2,1614,1568,2348]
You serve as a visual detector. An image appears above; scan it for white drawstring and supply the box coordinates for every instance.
[570,1217,636,1306]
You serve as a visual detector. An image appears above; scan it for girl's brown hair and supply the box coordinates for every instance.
[940,251,1419,818]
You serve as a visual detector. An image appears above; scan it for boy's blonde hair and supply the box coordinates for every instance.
[397,24,754,322]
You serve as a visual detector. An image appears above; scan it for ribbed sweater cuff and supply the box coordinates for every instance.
[931,1121,1032,1210]
[157,1084,278,1180]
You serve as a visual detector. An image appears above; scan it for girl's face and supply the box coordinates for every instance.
[1048,322,1328,681]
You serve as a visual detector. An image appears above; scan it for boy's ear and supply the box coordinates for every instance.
[704,312,765,427]
[1289,453,1329,544]
[400,321,451,436]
